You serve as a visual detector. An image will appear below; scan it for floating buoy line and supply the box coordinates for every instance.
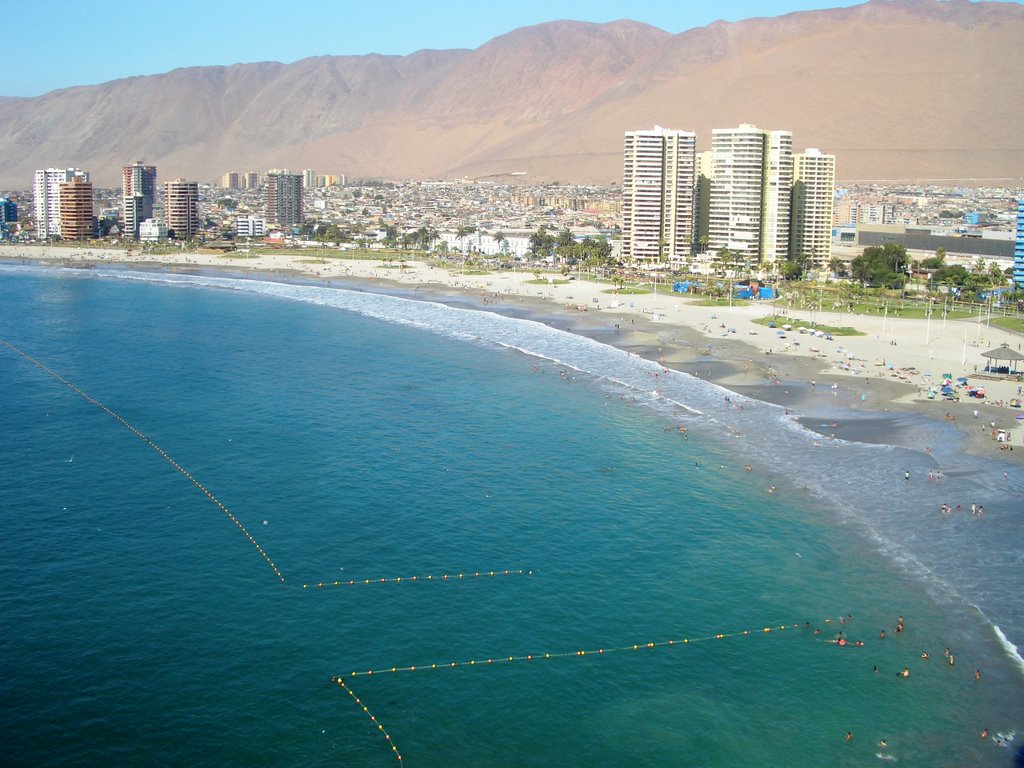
[333,677,404,765]
[1,337,870,767]
[2,337,531,592]
[0,337,288,580]
[333,621,803,764]
[344,621,799,679]
[303,568,531,591]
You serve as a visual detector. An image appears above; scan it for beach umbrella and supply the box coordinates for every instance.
[1017,414,1024,420]
[956,377,968,383]
[942,378,952,386]
[1011,399,1022,408]
[940,385,953,394]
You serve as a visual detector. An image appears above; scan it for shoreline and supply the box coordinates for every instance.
[2,244,1022,465]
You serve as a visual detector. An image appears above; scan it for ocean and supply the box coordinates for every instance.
[1,265,1022,767]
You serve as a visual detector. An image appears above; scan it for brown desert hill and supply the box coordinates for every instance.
[0,0,1021,188]
[443,0,1024,183]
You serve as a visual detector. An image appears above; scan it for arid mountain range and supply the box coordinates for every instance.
[2,0,1022,188]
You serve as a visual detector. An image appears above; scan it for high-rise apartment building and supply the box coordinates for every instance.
[791,148,836,269]
[33,168,89,239]
[266,170,304,229]
[122,162,157,240]
[221,172,240,189]
[1014,199,1024,289]
[0,196,17,228]
[243,172,260,190]
[58,175,94,240]
[694,151,714,250]
[762,130,793,264]
[708,124,793,266]
[621,126,696,263]
[164,179,200,240]
[302,169,316,190]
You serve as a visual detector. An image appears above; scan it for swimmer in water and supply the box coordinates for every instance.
[845,732,854,742]
[921,651,929,660]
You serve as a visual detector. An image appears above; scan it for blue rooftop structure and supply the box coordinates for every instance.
[1015,199,1024,288]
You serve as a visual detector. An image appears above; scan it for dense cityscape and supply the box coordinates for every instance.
[1,123,1023,295]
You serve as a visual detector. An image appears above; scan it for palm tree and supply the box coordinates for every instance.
[494,230,508,256]
[456,225,475,253]
[456,225,475,273]
[713,247,734,278]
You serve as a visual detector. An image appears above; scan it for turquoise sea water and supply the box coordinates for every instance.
[1,266,1022,767]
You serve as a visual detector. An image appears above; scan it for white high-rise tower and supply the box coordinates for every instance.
[33,168,89,239]
[622,126,696,264]
[708,124,793,267]
[791,148,836,270]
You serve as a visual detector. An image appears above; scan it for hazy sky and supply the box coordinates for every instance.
[9,0,1016,97]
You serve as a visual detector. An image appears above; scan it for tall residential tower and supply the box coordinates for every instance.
[791,149,836,270]
[164,179,200,240]
[621,126,696,264]
[33,168,89,239]
[707,124,793,267]
[122,162,157,240]
[58,175,94,240]
[265,170,304,229]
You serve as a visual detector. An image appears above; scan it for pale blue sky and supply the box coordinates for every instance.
[9,0,1017,97]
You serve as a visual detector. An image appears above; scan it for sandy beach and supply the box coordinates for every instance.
[3,243,1022,463]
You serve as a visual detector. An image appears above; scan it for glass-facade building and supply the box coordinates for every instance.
[1015,199,1024,289]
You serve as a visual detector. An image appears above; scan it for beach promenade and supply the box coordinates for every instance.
[4,244,1022,457]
